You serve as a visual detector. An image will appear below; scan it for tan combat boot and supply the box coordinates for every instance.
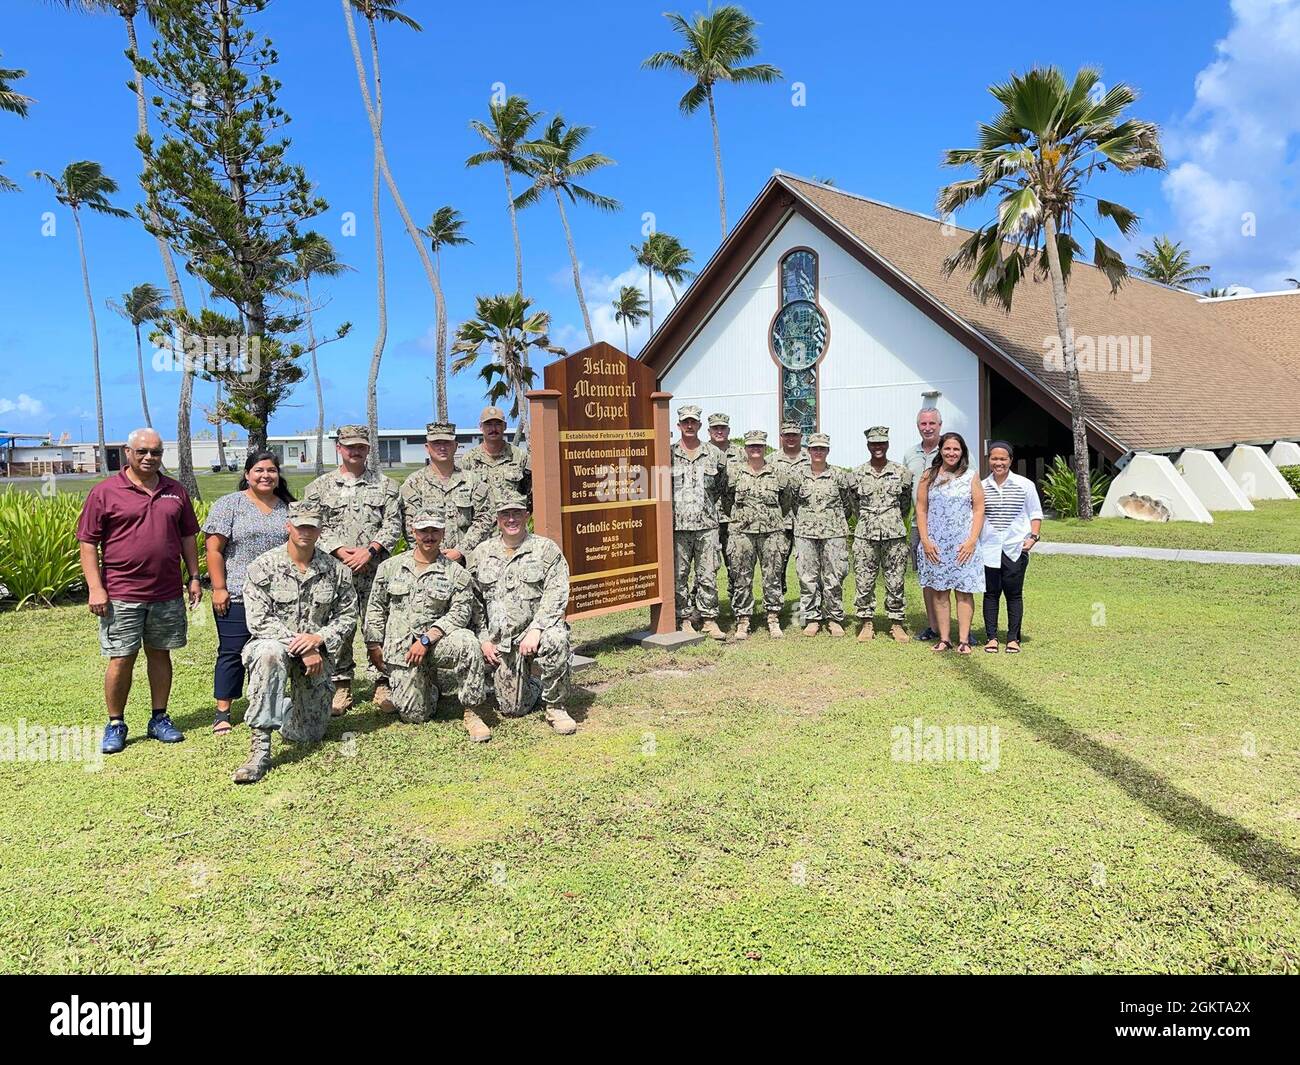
[890,623,911,643]
[857,621,874,642]
[545,705,578,735]
[680,616,697,635]
[331,682,354,716]
[372,679,396,713]
[827,621,846,638]
[232,728,272,784]
[802,621,820,637]
[767,613,784,639]
[733,616,750,641]
[463,707,492,743]
[701,619,726,641]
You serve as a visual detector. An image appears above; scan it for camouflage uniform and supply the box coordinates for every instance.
[399,464,494,553]
[468,531,570,718]
[728,452,796,618]
[670,431,725,622]
[773,437,811,600]
[301,455,402,684]
[459,441,531,509]
[851,457,913,622]
[242,543,358,743]
[707,416,745,604]
[792,462,853,624]
[363,549,487,724]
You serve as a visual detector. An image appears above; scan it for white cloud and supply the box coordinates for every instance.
[550,261,680,356]
[0,393,45,416]
[1162,0,1300,290]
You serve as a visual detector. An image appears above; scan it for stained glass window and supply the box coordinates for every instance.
[773,250,824,432]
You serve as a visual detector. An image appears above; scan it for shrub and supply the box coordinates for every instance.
[1279,465,1300,494]
[0,487,210,610]
[1040,455,1111,518]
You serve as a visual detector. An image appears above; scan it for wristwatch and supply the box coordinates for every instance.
[419,634,431,647]
[367,545,380,558]
[1027,533,1040,543]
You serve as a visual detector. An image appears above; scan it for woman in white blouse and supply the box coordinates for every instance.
[979,442,1042,654]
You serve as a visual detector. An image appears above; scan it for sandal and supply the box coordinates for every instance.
[1005,641,1021,654]
[957,642,972,655]
[984,639,1000,653]
[213,710,233,735]
[932,640,952,652]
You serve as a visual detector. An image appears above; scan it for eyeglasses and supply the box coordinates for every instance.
[130,447,164,457]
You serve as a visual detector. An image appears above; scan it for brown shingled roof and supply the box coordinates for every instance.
[1201,290,1300,382]
[641,173,1300,453]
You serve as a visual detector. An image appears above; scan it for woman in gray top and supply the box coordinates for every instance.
[202,451,293,734]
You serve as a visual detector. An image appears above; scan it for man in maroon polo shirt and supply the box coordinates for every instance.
[76,428,203,754]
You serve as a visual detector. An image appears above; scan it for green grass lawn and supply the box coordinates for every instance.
[2,556,1298,974]
[1046,500,1300,554]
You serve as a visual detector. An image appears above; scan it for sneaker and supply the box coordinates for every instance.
[147,713,185,743]
[915,627,938,642]
[101,719,128,755]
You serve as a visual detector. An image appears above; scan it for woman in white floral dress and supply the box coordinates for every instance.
[916,433,986,654]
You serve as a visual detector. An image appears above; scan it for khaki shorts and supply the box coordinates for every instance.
[99,597,188,658]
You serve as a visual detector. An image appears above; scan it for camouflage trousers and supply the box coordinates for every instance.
[727,530,789,617]
[716,522,737,599]
[333,567,383,685]
[794,536,849,623]
[854,536,909,621]
[387,629,488,724]
[242,638,334,744]
[673,528,720,621]
[492,624,571,717]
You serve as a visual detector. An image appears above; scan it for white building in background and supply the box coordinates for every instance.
[269,427,519,469]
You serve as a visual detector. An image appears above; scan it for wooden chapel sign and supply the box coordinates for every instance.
[527,342,676,633]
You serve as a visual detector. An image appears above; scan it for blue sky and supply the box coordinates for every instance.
[2,0,1297,444]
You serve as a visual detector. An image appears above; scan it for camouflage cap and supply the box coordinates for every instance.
[865,426,890,443]
[425,421,457,443]
[409,511,446,530]
[287,501,322,527]
[336,424,368,446]
[707,412,730,428]
[479,406,507,424]
[807,432,831,448]
[779,422,803,436]
[677,404,702,423]
[743,429,768,447]
[495,491,530,514]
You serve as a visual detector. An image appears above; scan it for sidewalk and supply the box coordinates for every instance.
[1035,542,1300,567]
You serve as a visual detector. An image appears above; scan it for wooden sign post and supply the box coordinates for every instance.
[528,341,685,643]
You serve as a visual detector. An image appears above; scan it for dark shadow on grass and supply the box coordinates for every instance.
[954,657,1300,900]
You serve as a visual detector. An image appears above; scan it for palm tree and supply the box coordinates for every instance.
[289,233,352,476]
[107,282,168,428]
[343,0,449,461]
[643,6,782,239]
[49,0,203,496]
[1203,287,1231,298]
[632,238,657,334]
[937,66,1163,520]
[1135,235,1211,290]
[467,95,542,297]
[647,231,695,301]
[452,294,565,442]
[33,162,130,475]
[0,54,34,193]
[420,206,472,420]
[612,285,649,354]
[517,116,621,345]
[1287,278,1299,289]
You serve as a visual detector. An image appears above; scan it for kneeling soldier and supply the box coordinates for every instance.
[234,501,358,784]
[363,512,491,741]
[467,494,577,734]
